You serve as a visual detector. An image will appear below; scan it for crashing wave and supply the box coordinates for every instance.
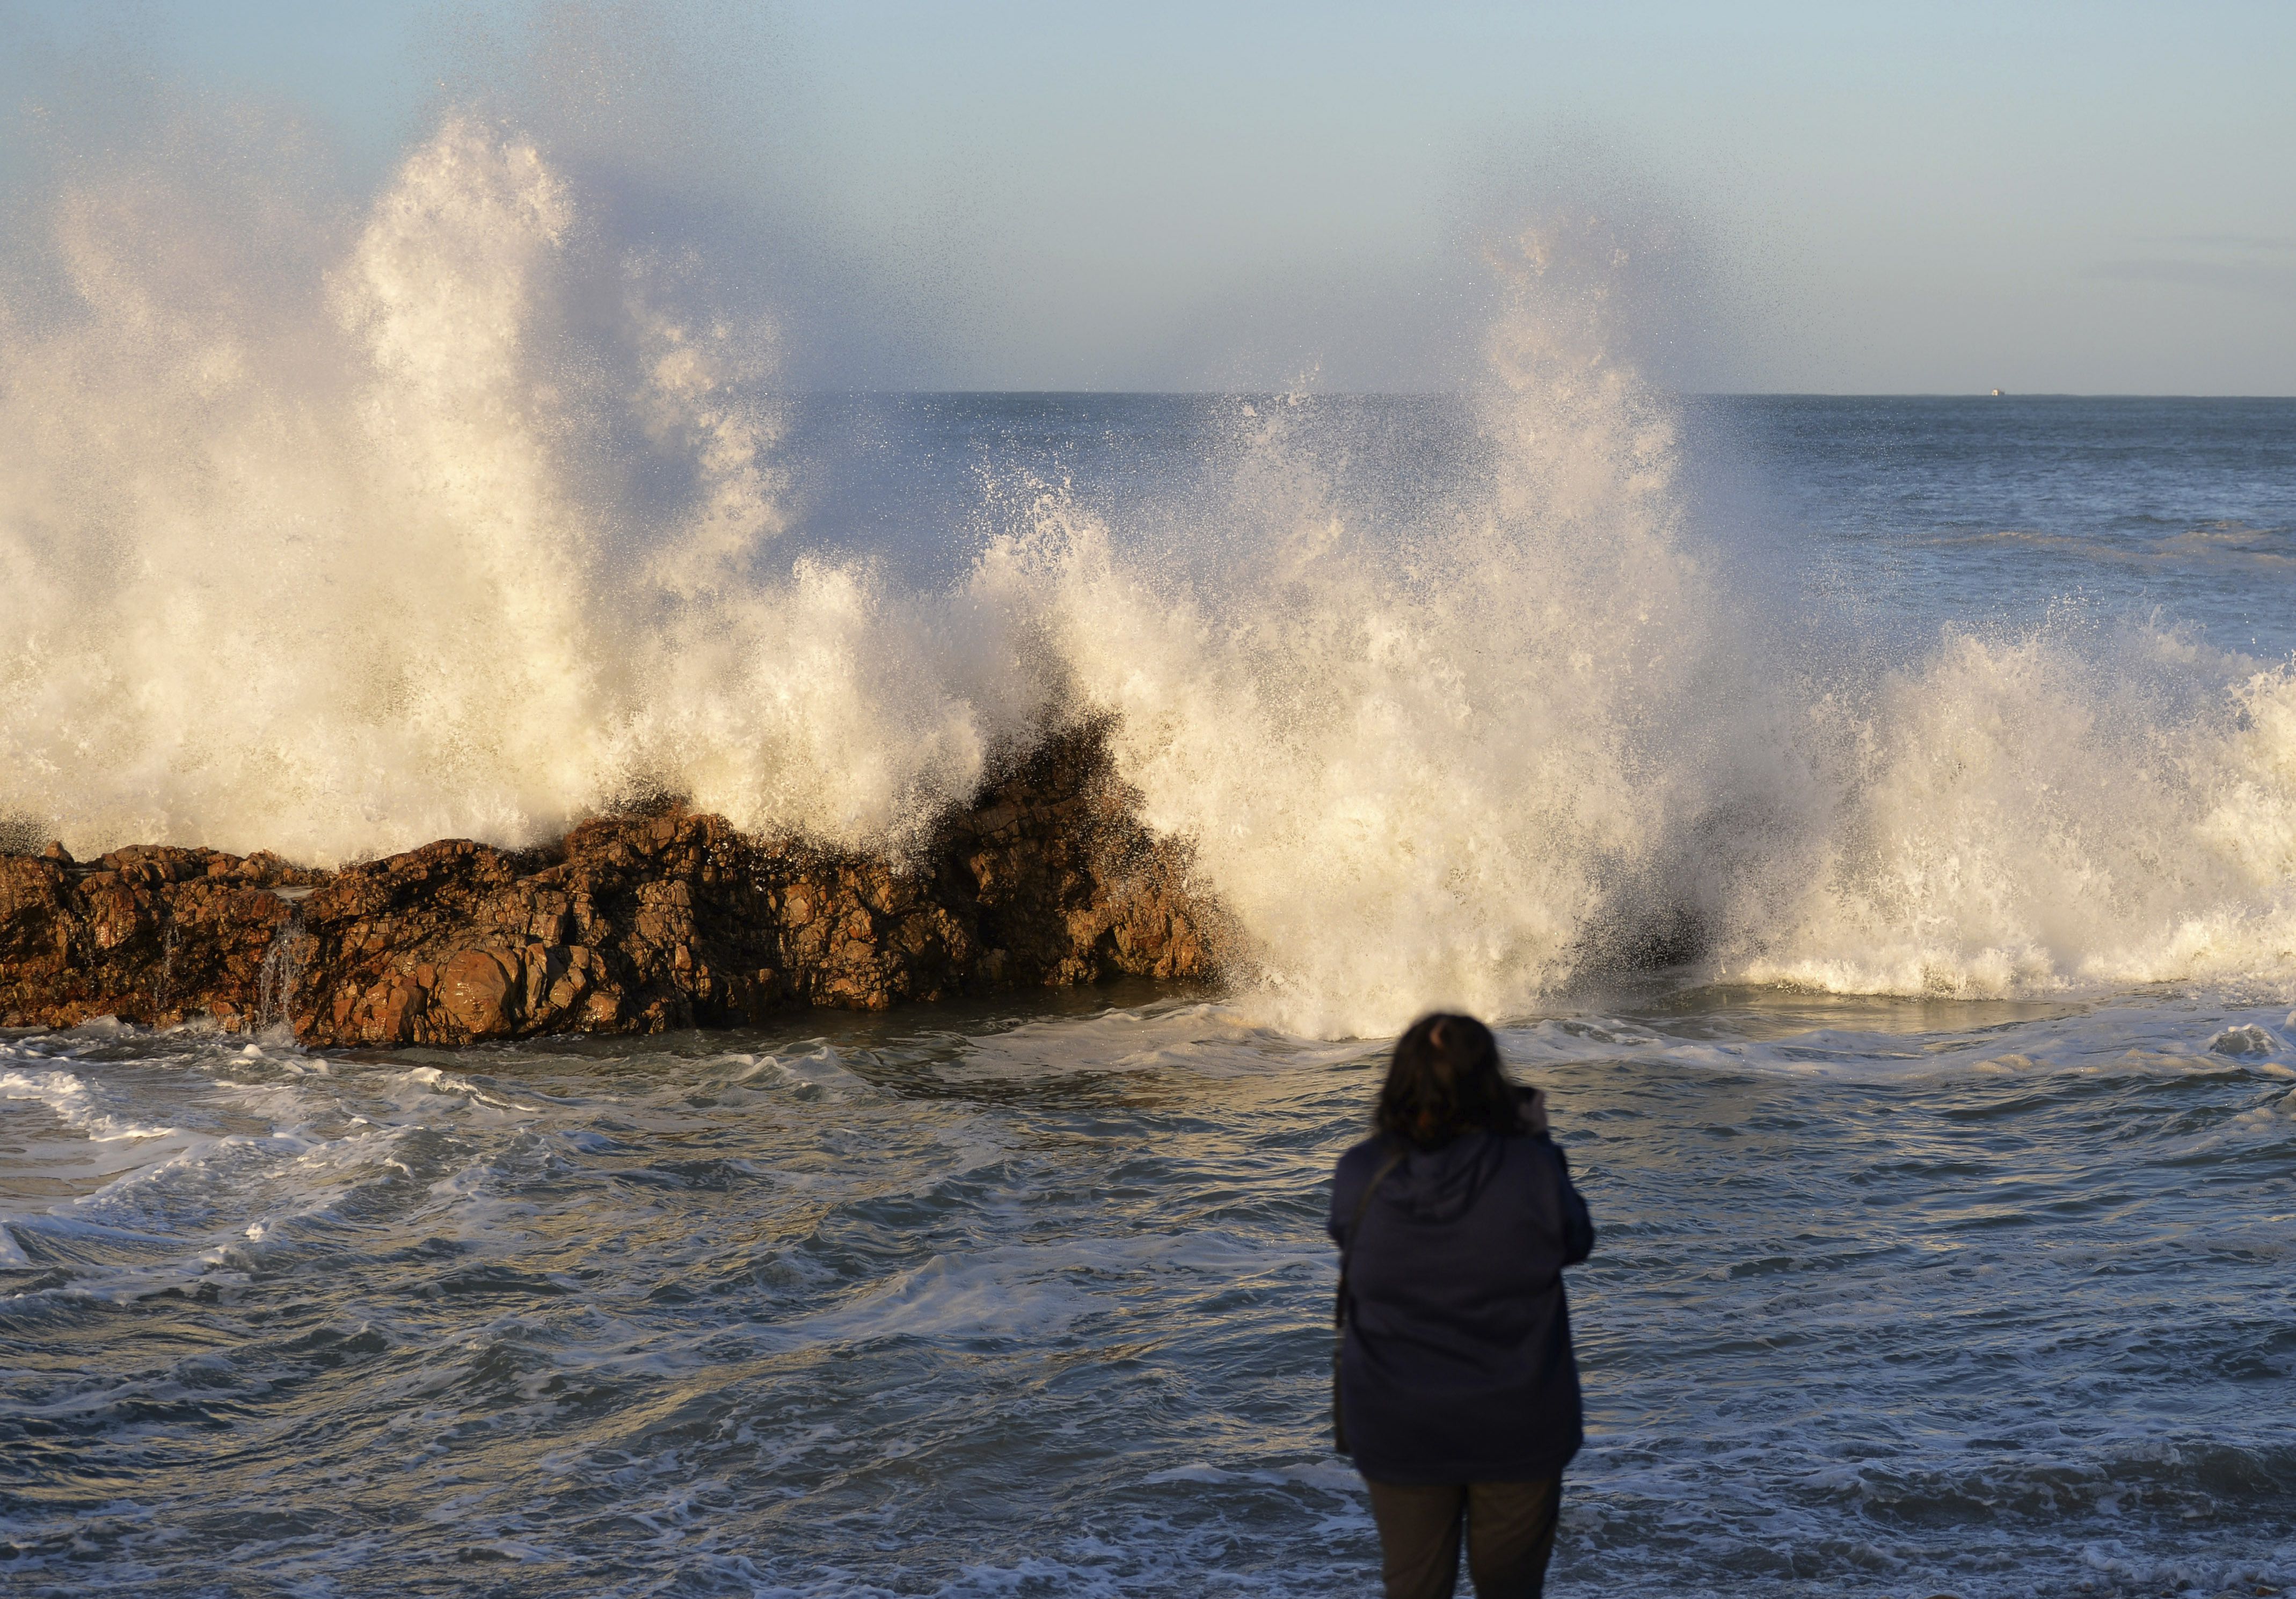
[3,121,2292,1037]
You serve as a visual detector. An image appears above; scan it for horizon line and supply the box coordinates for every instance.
[777,389,2296,401]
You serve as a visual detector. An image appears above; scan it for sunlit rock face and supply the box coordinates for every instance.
[0,724,1221,1044]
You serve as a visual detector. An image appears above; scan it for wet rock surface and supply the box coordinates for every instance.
[0,725,1221,1044]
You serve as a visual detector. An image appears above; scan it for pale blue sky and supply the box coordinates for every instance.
[4,1,2291,391]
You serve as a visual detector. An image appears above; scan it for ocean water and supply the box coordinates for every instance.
[4,993,2293,1597]
[6,119,2296,1595]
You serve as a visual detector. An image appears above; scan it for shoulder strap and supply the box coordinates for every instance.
[1334,1143,1409,1329]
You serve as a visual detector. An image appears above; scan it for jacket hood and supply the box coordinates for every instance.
[1379,1131,1511,1224]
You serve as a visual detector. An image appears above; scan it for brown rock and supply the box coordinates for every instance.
[438,949,520,1037]
[0,719,1230,1043]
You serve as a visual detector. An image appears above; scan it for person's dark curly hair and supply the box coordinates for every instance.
[1376,1012,1521,1150]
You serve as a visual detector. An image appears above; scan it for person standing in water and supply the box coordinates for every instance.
[1328,1013,1595,1599]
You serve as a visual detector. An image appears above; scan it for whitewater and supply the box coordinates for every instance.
[4,118,2294,1597]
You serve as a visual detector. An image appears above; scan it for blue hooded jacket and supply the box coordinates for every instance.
[1327,1127,1594,1484]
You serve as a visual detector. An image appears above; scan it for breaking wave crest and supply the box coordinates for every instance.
[3,120,2292,1034]
[1746,631,2296,1001]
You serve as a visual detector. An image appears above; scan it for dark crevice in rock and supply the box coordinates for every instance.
[0,722,1229,1044]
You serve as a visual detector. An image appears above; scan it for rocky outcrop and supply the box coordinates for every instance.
[0,724,1222,1045]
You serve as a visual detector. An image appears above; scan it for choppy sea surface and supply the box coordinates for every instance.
[5,395,2296,1596]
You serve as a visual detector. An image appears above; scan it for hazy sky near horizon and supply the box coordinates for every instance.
[4,1,2292,393]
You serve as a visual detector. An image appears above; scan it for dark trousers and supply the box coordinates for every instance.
[1364,1477,1561,1599]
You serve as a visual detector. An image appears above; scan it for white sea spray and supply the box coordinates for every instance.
[0,117,1041,864]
